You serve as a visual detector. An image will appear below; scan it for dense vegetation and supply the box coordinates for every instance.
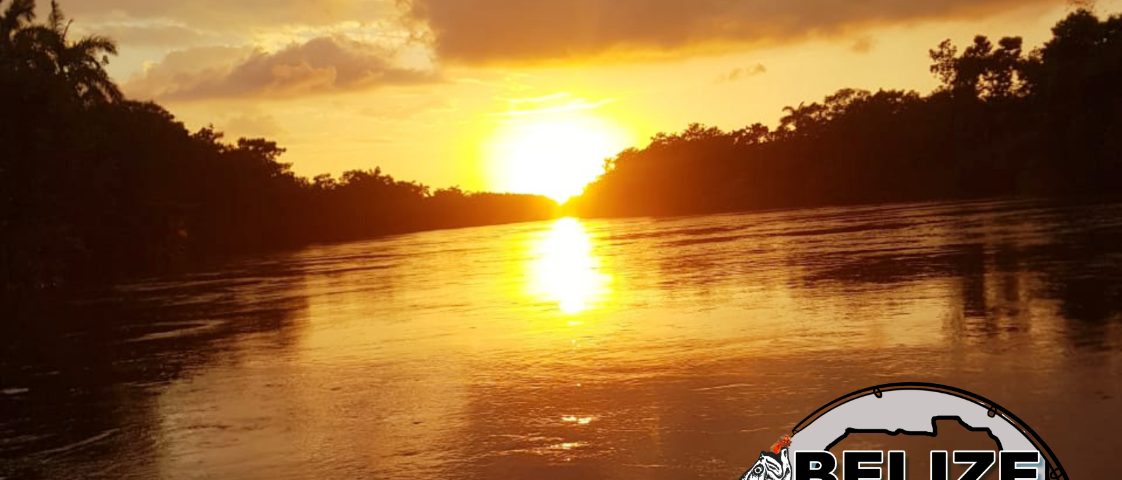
[5,1,1122,291]
[0,0,556,291]
[570,9,1122,217]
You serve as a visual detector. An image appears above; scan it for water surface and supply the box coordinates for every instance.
[3,198,1121,478]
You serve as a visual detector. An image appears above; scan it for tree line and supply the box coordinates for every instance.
[0,0,555,291]
[569,8,1122,217]
[5,1,1121,291]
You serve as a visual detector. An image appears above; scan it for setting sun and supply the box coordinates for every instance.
[11,0,1122,477]
[486,110,631,202]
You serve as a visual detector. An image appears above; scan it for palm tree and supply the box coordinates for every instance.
[778,102,827,137]
[39,1,121,103]
[0,0,35,50]
[58,34,121,103]
[1,0,120,103]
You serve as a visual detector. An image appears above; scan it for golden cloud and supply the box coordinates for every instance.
[124,36,437,100]
[404,0,1058,64]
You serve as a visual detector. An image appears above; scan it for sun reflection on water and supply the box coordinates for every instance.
[529,217,611,314]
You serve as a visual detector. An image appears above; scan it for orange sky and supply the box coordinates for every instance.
[68,0,1122,199]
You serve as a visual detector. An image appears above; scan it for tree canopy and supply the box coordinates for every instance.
[0,0,555,292]
[570,8,1122,217]
[4,1,1122,291]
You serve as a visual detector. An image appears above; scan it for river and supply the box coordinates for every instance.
[2,198,1121,478]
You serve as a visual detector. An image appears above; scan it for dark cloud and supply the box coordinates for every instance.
[719,63,767,82]
[851,36,876,53]
[125,36,437,100]
[404,0,1058,63]
[61,0,393,30]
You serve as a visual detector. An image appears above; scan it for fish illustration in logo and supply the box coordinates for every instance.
[740,435,792,480]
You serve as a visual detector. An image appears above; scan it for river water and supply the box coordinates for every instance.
[2,198,1121,478]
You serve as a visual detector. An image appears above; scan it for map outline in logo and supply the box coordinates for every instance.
[739,382,1068,480]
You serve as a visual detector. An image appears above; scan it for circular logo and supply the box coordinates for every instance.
[739,382,1067,480]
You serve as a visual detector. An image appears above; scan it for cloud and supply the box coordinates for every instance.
[851,36,876,53]
[72,22,213,47]
[718,64,767,83]
[124,36,437,100]
[403,0,1058,63]
[224,112,285,138]
[499,92,614,117]
[63,0,396,31]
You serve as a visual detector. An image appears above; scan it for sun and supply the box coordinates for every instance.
[486,112,630,202]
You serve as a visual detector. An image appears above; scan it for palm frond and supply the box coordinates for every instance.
[72,34,117,59]
[0,0,37,39]
[46,0,64,34]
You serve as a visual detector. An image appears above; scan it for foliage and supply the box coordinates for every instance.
[571,9,1122,217]
[0,0,555,291]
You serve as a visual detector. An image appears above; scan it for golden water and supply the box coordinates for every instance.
[3,198,1121,478]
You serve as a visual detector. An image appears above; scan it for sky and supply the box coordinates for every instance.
[62,0,1122,199]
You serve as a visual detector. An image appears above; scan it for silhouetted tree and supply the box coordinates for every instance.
[5,0,1122,292]
[930,35,1026,100]
[571,9,1122,218]
[0,0,556,292]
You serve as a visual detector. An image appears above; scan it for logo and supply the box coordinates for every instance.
[739,383,1067,480]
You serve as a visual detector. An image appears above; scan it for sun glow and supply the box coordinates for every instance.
[528,218,611,314]
[486,110,631,203]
